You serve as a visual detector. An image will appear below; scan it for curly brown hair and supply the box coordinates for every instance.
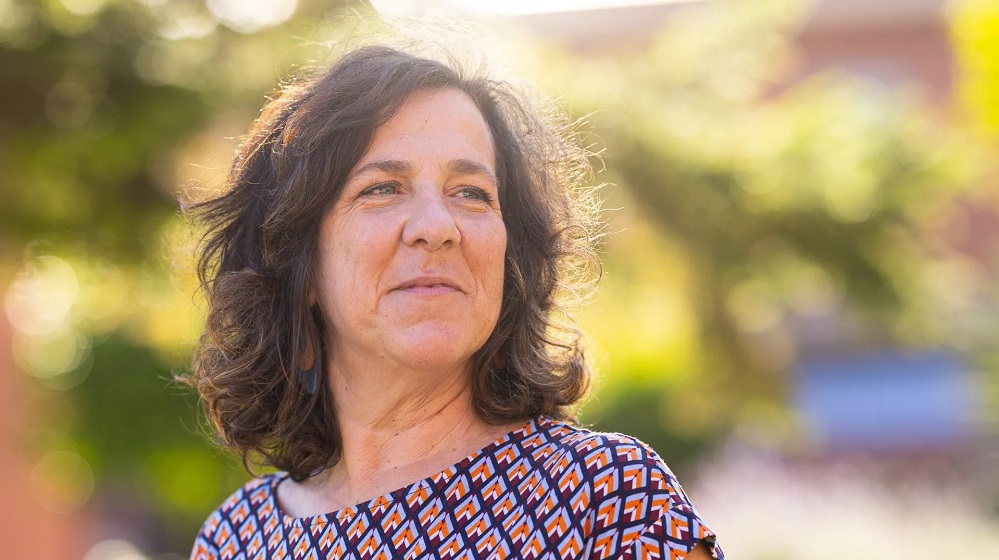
[186,44,601,481]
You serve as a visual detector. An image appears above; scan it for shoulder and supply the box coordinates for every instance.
[532,417,678,486]
[191,473,284,559]
[526,417,693,510]
[529,418,724,559]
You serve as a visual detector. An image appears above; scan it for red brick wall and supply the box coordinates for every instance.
[0,283,90,560]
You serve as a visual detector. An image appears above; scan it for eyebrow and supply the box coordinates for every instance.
[349,159,498,186]
[349,159,412,178]
[446,159,498,186]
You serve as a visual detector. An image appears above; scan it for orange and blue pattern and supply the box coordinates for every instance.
[191,417,723,559]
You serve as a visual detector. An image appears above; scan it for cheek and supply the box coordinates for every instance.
[316,218,368,318]
[327,234,371,303]
[313,243,345,326]
[480,223,508,301]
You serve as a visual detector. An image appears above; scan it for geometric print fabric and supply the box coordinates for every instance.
[191,417,723,560]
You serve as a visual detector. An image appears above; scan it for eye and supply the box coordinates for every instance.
[360,182,399,196]
[456,186,494,204]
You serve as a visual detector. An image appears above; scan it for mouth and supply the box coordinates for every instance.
[395,276,463,295]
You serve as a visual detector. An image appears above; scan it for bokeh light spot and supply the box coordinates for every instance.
[45,81,94,129]
[206,0,297,34]
[155,1,217,41]
[82,539,151,560]
[726,279,781,334]
[4,256,79,336]
[12,326,88,380]
[30,450,95,514]
[60,0,107,17]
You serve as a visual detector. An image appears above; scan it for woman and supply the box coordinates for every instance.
[187,43,723,560]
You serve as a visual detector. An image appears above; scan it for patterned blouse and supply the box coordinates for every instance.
[191,417,723,559]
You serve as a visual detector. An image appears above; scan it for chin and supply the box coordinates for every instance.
[388,326,487,373]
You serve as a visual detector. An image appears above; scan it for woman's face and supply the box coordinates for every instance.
[315,88,507,375]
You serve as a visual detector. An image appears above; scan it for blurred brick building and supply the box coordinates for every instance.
[0,312,92,560]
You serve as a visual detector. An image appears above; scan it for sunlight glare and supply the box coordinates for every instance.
[371,0,697,17]
[206,0,297,34]
[450,0,697,16]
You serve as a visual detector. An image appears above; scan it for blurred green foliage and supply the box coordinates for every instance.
[3,0,998,555]
[564,0,995,463]
[0,0,350,258]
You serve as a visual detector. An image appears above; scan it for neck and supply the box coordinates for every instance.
[317,352,492,506]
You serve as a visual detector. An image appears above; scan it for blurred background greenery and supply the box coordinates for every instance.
[2,0,998,558]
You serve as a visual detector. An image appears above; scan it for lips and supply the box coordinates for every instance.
[394,275,463,294]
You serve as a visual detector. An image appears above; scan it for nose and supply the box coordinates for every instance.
[401,186,461,251]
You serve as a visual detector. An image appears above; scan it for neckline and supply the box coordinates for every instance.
[270,416,547,524]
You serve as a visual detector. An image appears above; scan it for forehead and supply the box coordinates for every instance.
[356,88,496,170]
